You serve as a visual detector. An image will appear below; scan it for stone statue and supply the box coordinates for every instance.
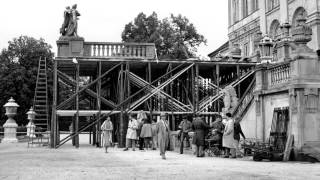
[222,86,238,114]
[60,4,81,38]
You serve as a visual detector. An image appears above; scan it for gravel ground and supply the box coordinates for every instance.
[0,138,320,180]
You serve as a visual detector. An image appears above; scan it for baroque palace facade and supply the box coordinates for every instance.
[209,0,320,160]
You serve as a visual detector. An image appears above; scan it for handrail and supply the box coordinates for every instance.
[232,76,255,118]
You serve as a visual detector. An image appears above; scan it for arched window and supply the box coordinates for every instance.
[269,20,281,40]
[292,7,307,27]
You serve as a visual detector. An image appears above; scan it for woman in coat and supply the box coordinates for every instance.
[124,114,139,151]
[192,116,211,157]
[222,113,236,158]
[101,116,113,153]
[140,118,152,150]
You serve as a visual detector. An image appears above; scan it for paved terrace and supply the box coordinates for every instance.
[0,136,320,180]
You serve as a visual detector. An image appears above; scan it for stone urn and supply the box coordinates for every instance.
[2,97,19,143]
[26,107,36,138]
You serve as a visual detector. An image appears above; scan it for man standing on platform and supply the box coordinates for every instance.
[124,114,138,151]
[156,112,170,160]
[178,115,192,154]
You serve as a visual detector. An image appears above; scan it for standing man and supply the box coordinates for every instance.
[223,113,236,158]
[156,113,170,160]
[178,115,192,154]
[192,116,211,157]
[124,114,138,151]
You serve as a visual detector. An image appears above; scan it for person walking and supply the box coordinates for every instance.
[124,114,138,151]
[223,113,236,158]
[156,112,170,160]
[151,118,158,150]
[234,117,246,158]
[178,115,192,154]
[140,118,152,150]
[192,116,211,157]
[101,116,113,153]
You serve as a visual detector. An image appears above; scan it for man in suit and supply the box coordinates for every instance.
[156,112,170,160]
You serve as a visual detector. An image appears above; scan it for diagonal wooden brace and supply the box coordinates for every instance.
[56,63,120,109]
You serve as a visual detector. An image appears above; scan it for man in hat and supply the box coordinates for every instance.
[178,115,192,154]
[156,112,170,159]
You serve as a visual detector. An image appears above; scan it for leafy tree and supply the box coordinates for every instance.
[0,36,53,126]
[122,12,207,59]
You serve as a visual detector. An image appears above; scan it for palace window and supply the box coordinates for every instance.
[243,0,249,18]
[270,20,281,40]
[244,43,250,56]
[267,0,279,11]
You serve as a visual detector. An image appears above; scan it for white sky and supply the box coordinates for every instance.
[0,0,228,58]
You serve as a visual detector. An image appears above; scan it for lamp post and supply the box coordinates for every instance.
[26,107,36,138]
[2,97,19,143]
[259,35,274,64]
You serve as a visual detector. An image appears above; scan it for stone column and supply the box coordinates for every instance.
[289,14,320,159]
[279,0,289,24]
[259,0,267,34]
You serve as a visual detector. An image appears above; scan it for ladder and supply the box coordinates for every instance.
[33,57,49,130]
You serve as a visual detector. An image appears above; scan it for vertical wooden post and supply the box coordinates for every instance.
[148,62,153,121]
[237,64,241,97]
[50,60,57,148]
[216,64,220,114]
[96,61,102,147]
[75,63,80,148]
[191,64,195,115]
[119,63,125,147]
[195,64,199,112]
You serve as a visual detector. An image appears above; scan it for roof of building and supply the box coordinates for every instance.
[208,41,229,58]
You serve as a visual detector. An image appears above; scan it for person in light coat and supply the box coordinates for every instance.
[222,113,236,158]
[124,114,138,151]
[140,118,152,150]
[101,116,113,153]
[156,113,170,159]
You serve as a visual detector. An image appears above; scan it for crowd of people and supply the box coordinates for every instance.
[100,112,245,160]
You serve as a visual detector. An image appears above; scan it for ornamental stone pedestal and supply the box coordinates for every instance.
[26,107,36,138]
[2,97,19,143]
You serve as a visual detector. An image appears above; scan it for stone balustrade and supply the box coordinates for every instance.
[269,62,290,86]
[83,42,156,59]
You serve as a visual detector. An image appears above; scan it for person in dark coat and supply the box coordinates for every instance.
[192,116,211,157]
[211,114,225,151]
[234,117,246,157]
[178,115,192,154]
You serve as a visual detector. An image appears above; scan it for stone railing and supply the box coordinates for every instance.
[83,42,156,59]
[269,62,290,86]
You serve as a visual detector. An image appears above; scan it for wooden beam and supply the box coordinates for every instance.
[96,61,102,147]
[51,60,57,148]
[75,63,80,148]
[216,64,220,114]
[119,63,125,147]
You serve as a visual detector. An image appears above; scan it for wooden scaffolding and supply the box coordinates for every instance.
[51,40,256,148]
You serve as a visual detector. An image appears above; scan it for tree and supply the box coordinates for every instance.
[122,12,207,59]
[0,36,54,126]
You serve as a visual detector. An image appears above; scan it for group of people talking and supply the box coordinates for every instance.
[100,111,245,159]
[178,112,245,158]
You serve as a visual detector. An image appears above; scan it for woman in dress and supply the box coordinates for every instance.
[101,116,113,153]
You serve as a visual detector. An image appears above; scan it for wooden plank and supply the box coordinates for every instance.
[283,134,294,161]
[75,63,80,148]
[50,60,57,148]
